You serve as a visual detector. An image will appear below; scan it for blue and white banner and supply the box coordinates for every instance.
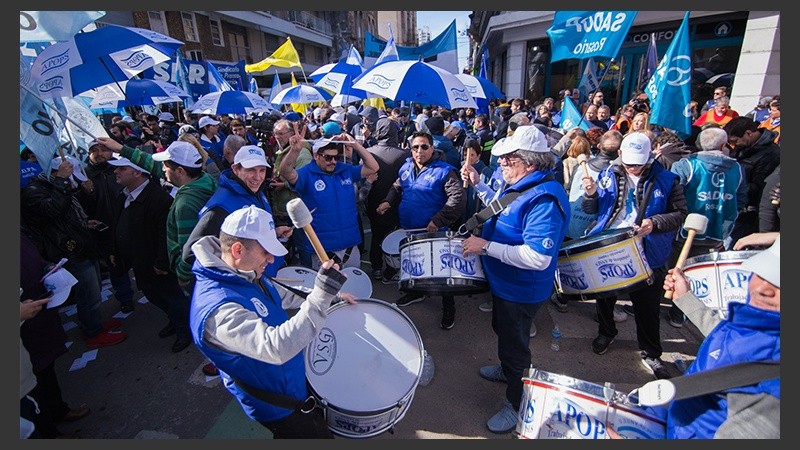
[267,69,283,108]
[558,97,590,132]
[547,11,637,62]
[364,20,458,73]
[577,58,601,103]
[141,59,239,102]
[646,12,692,139]
[20,11,105,43]
[210,60,245,91]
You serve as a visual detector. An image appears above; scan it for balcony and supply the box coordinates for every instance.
[287,11,332,35]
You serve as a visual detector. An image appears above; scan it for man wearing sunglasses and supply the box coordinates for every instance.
[279,129,379,270]
[377,132,465,330]
[580,132,688,379]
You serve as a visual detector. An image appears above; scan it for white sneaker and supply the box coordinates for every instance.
[613,305,628,323]
[478,301,493,312]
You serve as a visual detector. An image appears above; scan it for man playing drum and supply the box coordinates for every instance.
[377,131,465,330]
[189,205,355,439]
[461,125,570,434]
[580,132,687,379]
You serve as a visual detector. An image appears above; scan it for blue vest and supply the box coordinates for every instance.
[200,170,282,276]
[397,158,452,229]
[481,171,569,303]
[680,156,741,241]
[589,162,678,268]
[190,260,306,423]
[200,136,224,160]
[292,162,363,253]
[667,302,780,439]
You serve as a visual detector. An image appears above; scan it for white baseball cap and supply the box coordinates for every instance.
[234,145,270,168]
[491,125,550,156]
[620,132,652,165]
[741,235,780,288]
[107,156,151,175]
[198,116,221,128]
[152,141,203,168]
[49,156,88,181]
[158,112,176,122]
[220,205,288,256]
[329,112,345,124]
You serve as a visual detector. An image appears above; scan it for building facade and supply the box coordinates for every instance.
[377,11,417,46]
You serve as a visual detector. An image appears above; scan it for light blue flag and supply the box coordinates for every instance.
[20,43,61,171]
[547,11,637,62]
[645,12,692,139]
[558,97,590,132]
[267,70,282,108]
[479,46,489,78]
[577,58,601,104]
[172,51,193,108]
[375,25,399,65]
[206,62,234,92]
[249,76,258,94]
[20,11,105,43]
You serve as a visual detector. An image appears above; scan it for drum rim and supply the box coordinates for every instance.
[305,298,425,411]
[399,231,462,247]
[560,227,636,254]
[684,250,761,266]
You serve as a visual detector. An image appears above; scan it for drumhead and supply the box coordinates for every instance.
[306,299,424,413]
[274,266,316,294]
[340,267,373,299]
[684,250,760,267]
[560,228,635,254]
[382,229,409,255]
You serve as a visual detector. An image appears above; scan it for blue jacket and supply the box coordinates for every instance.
[292,162,363,253]
[667,301,780,439]
[589,161,681,268]
[190,261,306,423]
[482,170,569,303]
[397,158,452,229]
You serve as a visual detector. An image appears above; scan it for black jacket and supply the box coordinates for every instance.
[731,129,781,209]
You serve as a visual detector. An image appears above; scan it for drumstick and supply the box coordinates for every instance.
[402,227,428,233]
[269,277,304,283]
[287,198,329,263]
[577,153,589,179]
[665,213,709,299]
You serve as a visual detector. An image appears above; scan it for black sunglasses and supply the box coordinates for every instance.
[319,154,339,162]
[411,144,431,151]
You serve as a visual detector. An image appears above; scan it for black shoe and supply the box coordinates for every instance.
[591,335,615,355]
[622,304,635,316]
[120,303,135,313]
[371,269,383,280]
[441,306,455,330]
[396,294,424,307]
[668,306,686,328]
[641,352,672,379]
[382,272,400,285]
[171,336,192,353]
[158,323,177,338]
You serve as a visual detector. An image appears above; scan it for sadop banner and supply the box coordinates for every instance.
[141,59,238,102]
[547,11,637,62]
[210,60,247,91]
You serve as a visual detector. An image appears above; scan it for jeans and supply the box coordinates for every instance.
[64,258,103,338]
[491,295,543,410]
[109,268,134,306]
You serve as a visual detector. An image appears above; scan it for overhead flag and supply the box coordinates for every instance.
[20,43,62,170]
[577,58,601,104]
[20,11,105,43]
[343,44,364,67]
[206,62,235,92]
[546,11,637,62]
[558,96,590,132]
[646,12,692,139]
[249,76,259,94]
[289,72,306,116]
[171,50,193,108]
[640,33,658,90]
[363,20,458,73]
[478,45,489,78]
[246,37,302,73]
[267,70,282,108]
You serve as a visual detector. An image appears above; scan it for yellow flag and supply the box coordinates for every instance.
[361,97,386,111]
[289,73,307,116]
[245,37,302,73]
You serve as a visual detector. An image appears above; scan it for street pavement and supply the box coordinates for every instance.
[54,242,705,440]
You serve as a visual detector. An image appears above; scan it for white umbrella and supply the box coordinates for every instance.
[87,79,189,109]
[271,84,333,105]
[353,60,477,109]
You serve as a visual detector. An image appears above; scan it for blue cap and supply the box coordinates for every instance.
[284,111,301,121]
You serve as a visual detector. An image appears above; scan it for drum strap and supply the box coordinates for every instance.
[462,174,557,234]
[231,376,318,414]
[669,360,780,402]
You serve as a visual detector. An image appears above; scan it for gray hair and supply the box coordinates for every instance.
[224,134,246,153]
[697,127,728,151]
[516,150,556,171]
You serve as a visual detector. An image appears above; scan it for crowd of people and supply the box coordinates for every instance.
[20,84,780,439]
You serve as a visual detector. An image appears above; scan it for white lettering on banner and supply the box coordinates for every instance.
[188,64,205,84]
[565,12,628,33]
[666,55,692,87]
[572,38,607,56]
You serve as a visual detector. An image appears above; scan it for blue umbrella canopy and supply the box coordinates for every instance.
[455,73,505,100]
[31,24,184,99]
[190,90,274,115]
[271,84,333,105]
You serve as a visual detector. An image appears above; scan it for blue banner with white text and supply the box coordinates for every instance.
[547,11,637,62]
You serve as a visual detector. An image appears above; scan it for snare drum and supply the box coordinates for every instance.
[515,368,667,439]
[382,229,410,270]
[340,267,373,299]
[683,250,758,319]
[305,299,424,438]
[398,231,488,295]
[556,228,652,300]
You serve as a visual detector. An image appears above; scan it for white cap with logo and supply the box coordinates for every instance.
[107,156,151,174]
[620,132,652,165]
[152,141,203,168]
[234,145,270,168]
[491,125,550,156]
[220,205,288,256]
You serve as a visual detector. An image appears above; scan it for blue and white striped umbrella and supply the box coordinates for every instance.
[455,73,505,100]
[31,24,184,99]
[353,60,477,109]
[190,90,274,115]
[88,79,189,109]
[271,84,333,105]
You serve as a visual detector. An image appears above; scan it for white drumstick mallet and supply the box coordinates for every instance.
[286,198,329,264]
[665,213,709,299]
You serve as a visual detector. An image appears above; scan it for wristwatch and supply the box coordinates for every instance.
[481,241,491,255]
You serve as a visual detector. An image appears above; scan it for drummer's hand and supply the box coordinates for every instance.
[321,258,340,271]
[664,267,690,298]
[634,219,654,237]
[376,201,390,215]
[733,231,779,250]
[581,176,597,196]
[276,225,293,240]
[338,292,357,305]
[426,221,439,233]
[605,424,624,439]
[462,235,487,256]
